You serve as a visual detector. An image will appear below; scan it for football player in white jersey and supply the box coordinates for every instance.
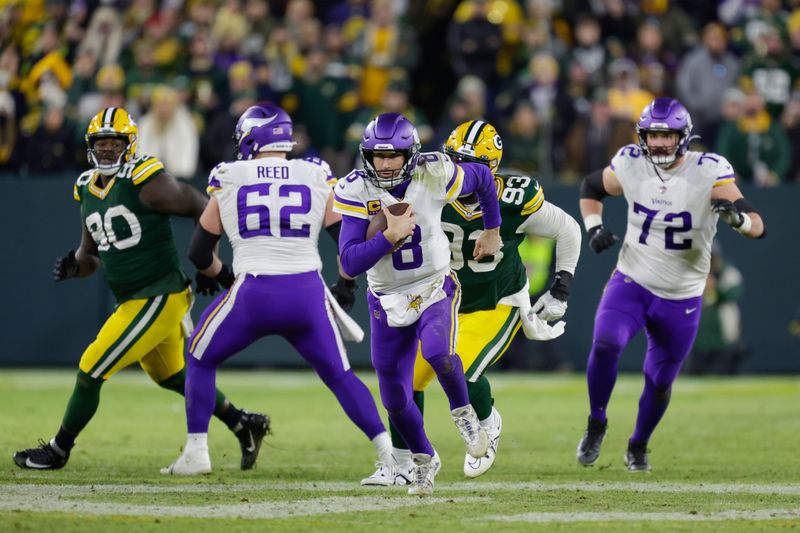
[162,103,392,477]
[333,112,503,495]
[575,98,765,471]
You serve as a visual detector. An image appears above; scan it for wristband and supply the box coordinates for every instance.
[583,214,603,232]
[735,213,752,235]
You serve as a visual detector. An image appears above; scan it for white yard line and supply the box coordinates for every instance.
[1,482,798,521]
[0,492,486,519]
[3,481,800,495]
[487,509,800,523]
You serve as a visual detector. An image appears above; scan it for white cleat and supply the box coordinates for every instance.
[464,407,502,478]
[451,405,489,458]
[361,458,413,486]
[407,452,441,496]
[160,448,212,476]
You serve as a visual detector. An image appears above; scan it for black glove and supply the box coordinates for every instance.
[588,225,618,254]
[710,199,744,228]
[194,264,235,296]
[330,277,358,312]
[53,250,79,282]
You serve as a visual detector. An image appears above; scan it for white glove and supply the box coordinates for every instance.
[522,310,566,340]
[532,291,568,321]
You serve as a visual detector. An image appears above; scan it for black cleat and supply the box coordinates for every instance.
[13,439,69,470]
[624,441,652,472]
[235,411,270,470]
[576,416,607,466]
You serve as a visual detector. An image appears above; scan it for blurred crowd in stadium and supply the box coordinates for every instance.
[0,0,799,185]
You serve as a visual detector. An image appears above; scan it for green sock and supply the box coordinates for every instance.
[388,391,426,449]
[158,368,242,430]
[60,370,104,444]
[467,375,494,421]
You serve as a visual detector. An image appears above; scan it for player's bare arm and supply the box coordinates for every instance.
[139,172,208,220]
[324,191,358,311]
[709,182,766,239]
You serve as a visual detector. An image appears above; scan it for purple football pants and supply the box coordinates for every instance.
[368,273,469,455]
[586,270,702,444]
[185,271,385,439]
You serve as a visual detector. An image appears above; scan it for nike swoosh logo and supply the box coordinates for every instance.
[685,307,697,314]
[25,458,50,469]
[245,433,256,453]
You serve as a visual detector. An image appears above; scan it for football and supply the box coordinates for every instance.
[366,202,412,250]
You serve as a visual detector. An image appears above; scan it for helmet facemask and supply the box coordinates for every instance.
[87,134,133,176]
[360,146,418,190]
[637,128,682,168]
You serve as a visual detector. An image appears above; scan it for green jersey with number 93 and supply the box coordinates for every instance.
[72,155,190,303]
[442,173,543,313]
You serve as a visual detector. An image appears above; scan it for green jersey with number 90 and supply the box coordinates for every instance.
[442,173,543,313]
[72,155,190,303]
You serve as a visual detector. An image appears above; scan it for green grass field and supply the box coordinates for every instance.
[1,369,798,531]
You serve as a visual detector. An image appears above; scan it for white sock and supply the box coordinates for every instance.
[185,433,208,452]
[372,431,393,464]
[392,447,413,469]
[479,410,495,428]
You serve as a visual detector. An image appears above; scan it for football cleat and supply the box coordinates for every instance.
[13,439,69,470]
[235,410,270,470]
[464,407,502,478]
[160,447,212,476]
[361,461,397,486]
[451,405,489,459]
[407,451,441,496]
[576,416,607,466]
[624,441,652,472]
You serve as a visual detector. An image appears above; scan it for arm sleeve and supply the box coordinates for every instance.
[517,200,582,275]
[458,162,502,229]
[579,168,609,200]
[188,225,222,270]
[338,215,394,277]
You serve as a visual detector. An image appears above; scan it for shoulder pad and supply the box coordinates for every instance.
[610,144,644,173]
[73,169,95,201]
[301,156,337,186]
[125,154,165,186]
[693,151,736,186]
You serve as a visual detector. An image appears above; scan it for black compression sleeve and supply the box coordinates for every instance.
[188,225,222,270]
[579,169,609,201]
[325,220,342,243]
[733,198,758,214]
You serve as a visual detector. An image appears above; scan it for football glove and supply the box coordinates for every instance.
[330,277,358,313]
[588,225,618,254]
[533,271,572,321]
[710,199,744,228]
[194,265,235,296]
[53,250,79,282]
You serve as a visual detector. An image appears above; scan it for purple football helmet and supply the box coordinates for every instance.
[360,113,421,189]
[636,97,693,168]
[234,103,295,160]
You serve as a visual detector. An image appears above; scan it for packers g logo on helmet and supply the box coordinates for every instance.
[444,120,503,173]
[85,107,138,176]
